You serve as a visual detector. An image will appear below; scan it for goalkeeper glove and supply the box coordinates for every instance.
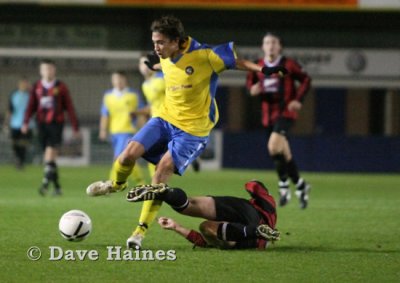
[261,66,288,77]
[144,52,160,71]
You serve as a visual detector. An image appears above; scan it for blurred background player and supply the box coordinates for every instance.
[137,55,165,119]
[22,59,80,196]
[87,16,286,249]
[246,32,311,209]
[99,70,147,185]
[137,56,165,177]
[3,77,33,169]
[127,180,279,250]
[137,55,200,173]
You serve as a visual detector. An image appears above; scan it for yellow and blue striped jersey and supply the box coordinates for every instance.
[101,88,145,134]
[141,71,165,117]
[158,36,237,137]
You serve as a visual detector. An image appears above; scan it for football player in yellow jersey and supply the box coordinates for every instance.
[137,56,165,178]
[87,16,287,249]
[138,56,166,118]
[138,56,201,173]
[99,71,147,185]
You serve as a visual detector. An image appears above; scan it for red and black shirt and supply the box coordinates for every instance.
[23,80,79,131]
[246,56,311,127]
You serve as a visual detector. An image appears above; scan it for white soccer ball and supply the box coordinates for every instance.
[59,210,92,242]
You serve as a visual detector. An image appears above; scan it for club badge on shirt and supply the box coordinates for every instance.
[185,66,194,75]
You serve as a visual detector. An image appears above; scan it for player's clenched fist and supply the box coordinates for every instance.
[158,217,178,230]
[287,100,303,112]
[144,52,161,71]
[249,83,263,96]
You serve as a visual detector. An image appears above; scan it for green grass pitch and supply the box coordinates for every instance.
[1,165,399,282]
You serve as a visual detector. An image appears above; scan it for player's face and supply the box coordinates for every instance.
[111,74,127,90]
[139,57,152,77]
[152,32,179,59]
[18,79,29,91]
[262,35,282,60]
[40,63,56,81]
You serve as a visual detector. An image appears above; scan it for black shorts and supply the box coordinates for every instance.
[11,128,32,141]
[212,196,262,249]
[38,123,63,150]
[265,117,294,138]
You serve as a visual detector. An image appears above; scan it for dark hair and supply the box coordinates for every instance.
[40,58,56,66]
[151,16,185,45]
[112,70,127,78]
[263,32,283,46]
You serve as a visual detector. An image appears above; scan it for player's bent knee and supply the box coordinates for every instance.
[200,221,235,249]
[152,156,176,183]
[268,143,282,156]
[159,161,175,173]
[199,221,217,237]
[157,156,176,175]
[119,142,145,165]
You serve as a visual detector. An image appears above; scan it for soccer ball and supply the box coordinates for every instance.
[59,210,92,242]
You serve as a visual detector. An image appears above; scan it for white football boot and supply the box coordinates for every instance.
[126,234,144,250]
[86,180,126,196]
[278,180,291,207]
[295,180,311,209]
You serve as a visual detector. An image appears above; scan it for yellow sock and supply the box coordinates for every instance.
[147,163,156,178]
[110,159,133,184]
[131,165,145,185]
[133,200,162,236]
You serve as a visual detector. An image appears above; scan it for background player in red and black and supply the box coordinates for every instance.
[22,59,80,196]
[127,180,280,250]
[246,32,312,209]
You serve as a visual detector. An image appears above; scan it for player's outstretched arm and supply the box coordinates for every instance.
[158,217,190,237]
[158,217,209,248]
[235,58,287,77]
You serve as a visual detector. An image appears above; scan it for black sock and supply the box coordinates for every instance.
[217,222,258,241]
[295,178,306,191]
[43,162,60,189]
[160,187,189,212]
[42,162,52,188]
[271,154,288,183]
[287,159,300,184]
[52,162,61,189]
[138,222,148,230]
[12,143,18,157]
[19,145,27,164]
[12,143,22,164]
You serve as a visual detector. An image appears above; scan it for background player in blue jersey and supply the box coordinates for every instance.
[3,77,34,169]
